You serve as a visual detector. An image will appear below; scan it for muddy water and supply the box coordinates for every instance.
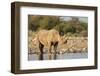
[28,52,88,61]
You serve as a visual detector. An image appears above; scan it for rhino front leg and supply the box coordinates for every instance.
[48,44,52,54]
[54,42,58,54]
[53,42,58,59]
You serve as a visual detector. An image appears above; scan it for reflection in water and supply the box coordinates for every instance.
[38,54,57,60]
[38,54,43,60]
[48,54,52,60]
[54,54,57,60]
[48,54,57,60]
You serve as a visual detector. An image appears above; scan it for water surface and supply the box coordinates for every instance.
[28,53,88,61]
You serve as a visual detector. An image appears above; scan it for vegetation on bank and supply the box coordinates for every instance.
[28,15,88,37]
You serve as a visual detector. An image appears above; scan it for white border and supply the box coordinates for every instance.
[20,6,95,70]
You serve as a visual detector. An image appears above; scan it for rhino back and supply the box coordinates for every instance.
[37,29,60,46]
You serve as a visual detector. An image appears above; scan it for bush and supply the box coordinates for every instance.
[28,15,88,37]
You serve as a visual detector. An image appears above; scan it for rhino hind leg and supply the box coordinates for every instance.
[38,42,44,60]
[39,42,44,54]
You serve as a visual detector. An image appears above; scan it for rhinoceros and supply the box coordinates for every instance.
[32,29,67,55]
